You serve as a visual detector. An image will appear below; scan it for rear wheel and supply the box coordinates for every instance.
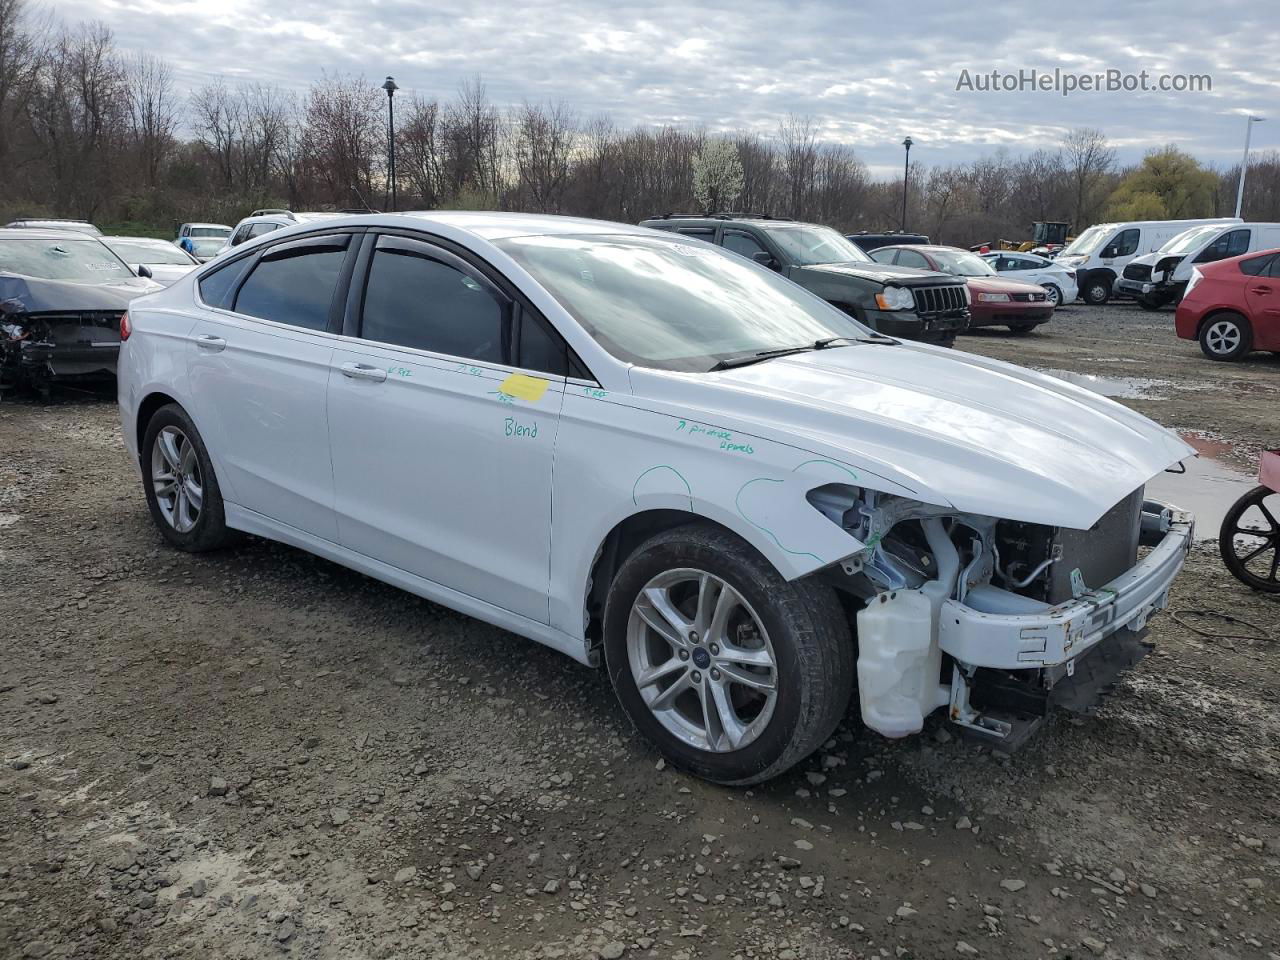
[141,404,233,551]
[1198,313,1253,362]
[603,523,854,785]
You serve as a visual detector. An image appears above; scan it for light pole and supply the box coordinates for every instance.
[901,136,913,231]
[1234,115,1265,218]
[383,76,399,212]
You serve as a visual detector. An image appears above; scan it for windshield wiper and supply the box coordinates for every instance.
[709,336,887,372]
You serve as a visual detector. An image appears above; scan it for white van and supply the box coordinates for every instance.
[1056,218,1242,305]
[1116,222,1280,309]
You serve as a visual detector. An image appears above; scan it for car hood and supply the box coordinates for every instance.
[794,261,954,285]
[0,272,160,312]
[640,344,1193,530]
[965,276,1048,295]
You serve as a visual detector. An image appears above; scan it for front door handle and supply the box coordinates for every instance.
[196,335,226,352]
[339,362,388,383]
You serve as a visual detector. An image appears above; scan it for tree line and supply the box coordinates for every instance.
[2,4,1278,244]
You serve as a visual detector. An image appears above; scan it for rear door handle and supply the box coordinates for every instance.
[196,335,226,352]
[1251,285,1272,295]
[339,362,388,383]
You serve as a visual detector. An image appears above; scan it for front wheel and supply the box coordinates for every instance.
[1219,486,1280,592]
[1008,323,1038,335]
[1138,296,1164,311]
[1082,276,1111,305]
[141,403,234,551]
[1041,283,1062,307]
[603,524,854,785]
[1198,313,1253,362]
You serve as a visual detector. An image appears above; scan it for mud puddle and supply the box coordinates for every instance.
[1037,368,1170,398]
[1146,433,1256,539]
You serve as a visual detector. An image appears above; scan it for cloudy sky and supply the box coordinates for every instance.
[56,0,1278,178]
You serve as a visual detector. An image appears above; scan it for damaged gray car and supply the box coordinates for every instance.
[0,229,160,399]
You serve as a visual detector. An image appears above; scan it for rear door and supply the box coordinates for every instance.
[326,231,567,622]
[1246,256,1280,341]
[186,231,359,541]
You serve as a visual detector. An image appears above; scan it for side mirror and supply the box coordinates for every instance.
[136,264,153,279]
[751,250,779,270]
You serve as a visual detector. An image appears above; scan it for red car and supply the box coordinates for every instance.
[870,244,1054,334]
[1175,247,1280,361]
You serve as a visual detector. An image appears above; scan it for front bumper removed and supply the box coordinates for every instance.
[944,506,1193,743]
[855,502,1193,745]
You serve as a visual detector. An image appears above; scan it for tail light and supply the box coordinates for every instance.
[120,311,131,341]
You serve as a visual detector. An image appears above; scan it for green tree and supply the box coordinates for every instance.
[1106,146,1217,220]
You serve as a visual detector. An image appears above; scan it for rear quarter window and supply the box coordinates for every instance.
[197,257,254,309]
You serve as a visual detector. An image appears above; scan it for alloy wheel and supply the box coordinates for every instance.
[1204,319,1242,356]
[626,568,778,753]
[150,425,203,533]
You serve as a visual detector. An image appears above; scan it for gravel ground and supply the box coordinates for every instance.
[1,301,1279,960]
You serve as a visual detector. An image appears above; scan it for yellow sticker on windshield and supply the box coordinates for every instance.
[499,373,549,403]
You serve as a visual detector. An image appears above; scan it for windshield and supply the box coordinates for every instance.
[496,233,864,372]
[1060,226,1108,257]
[766,224,872,265]
[109,240,194,265]
[0,238,133,283]
[929,249,995,277]
[189,237,225,257]
[189,226,229,238]
[1161,225,1222,255]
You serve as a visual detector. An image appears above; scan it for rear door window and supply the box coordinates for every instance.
[677,228,716,243]
[233,235,350,331]
[198,257,254,309]
[1240,254,1276,277]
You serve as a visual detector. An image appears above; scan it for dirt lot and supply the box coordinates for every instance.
[2,302,1279,960]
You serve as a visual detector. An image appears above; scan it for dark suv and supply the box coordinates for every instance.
[640,214,969,344]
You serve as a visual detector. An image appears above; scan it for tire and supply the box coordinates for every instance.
[603,523,854,786]
[141,403,234,552]
[1008,323,1037,335]
[1218,486,1280,593]
[1082,276,1111,305]
[1198,312,1253,362]
[1138,296,1163,311]
[1041,283,1062,307]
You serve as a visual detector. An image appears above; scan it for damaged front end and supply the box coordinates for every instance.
[810,484,1193,747]
[0,273,134,398]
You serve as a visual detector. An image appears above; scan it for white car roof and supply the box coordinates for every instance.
[394,211,651,241]
[184,222,231,230]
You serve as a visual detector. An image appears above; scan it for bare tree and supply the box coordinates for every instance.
[26,22,127,217]
[778,115,818,219]
[301,72,383,209]
[445,76,504,204]
[190,80,242,192]
[1061,127,1116,228]
[124,52,178,188]
[0,0,43,190]
[399,95,446,208]
[511,100,576,212]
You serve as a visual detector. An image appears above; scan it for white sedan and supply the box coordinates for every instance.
[118,212,1194,784]
[103,236,201,286]
[981,251,1078,306]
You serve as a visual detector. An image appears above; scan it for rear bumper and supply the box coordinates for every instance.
[940,507,1193,670]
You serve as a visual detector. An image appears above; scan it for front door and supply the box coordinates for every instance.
[326,233,565,622]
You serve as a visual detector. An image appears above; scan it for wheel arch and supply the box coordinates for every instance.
[135,390,182,463]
